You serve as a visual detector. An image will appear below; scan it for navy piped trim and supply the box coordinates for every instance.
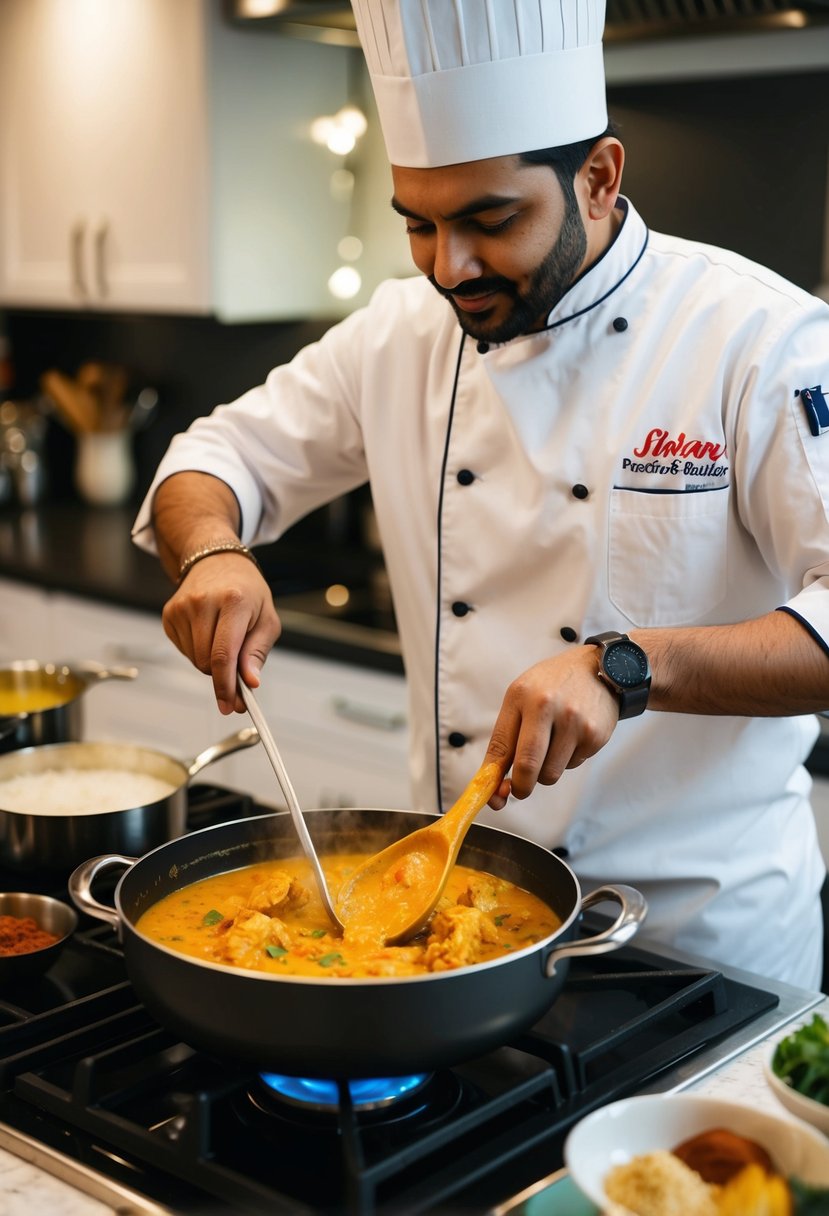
[433,332,467,814]
[560,196,630,291]
[610,484,729,495]
[543,221,649,334]
[777,606,829,660]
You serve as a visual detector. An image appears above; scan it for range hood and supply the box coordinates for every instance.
[225,0,829,47]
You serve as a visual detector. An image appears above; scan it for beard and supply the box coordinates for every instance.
[429,195,588,344]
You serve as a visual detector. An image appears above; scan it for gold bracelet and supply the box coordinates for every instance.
[177,541,262,584]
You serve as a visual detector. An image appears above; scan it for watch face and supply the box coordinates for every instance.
[604,641,648,688]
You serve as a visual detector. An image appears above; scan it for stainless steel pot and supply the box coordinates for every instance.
[0,727,259,872]
[0,659,138,754]
[70,808,648,1076]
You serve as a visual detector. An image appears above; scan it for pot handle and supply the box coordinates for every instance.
[68,854,136,930]
[185,725,260,779]
[544,884,648,979]
[0,714,25,740]
[75,660,139,684]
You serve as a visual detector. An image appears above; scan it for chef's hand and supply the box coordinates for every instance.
[482,647,621,809]
[161,553,282,714]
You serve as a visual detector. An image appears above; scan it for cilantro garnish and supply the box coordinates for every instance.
[772,1013,829,1104]
[317,952,345,968]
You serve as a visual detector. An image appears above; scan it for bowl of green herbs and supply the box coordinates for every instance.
[765,1013,829,1136]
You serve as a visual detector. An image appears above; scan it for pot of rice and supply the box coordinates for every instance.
[0,727,260,873]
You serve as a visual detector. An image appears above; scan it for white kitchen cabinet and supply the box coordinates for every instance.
[0,0,211,313]
[0,0,354,319]
[0,578,410,810]
[0,577,54,662]
[225,647,411,811]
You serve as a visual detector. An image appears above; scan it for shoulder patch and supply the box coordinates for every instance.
[798,386,829,437]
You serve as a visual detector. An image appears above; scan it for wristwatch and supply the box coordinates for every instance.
[584,631,651,720]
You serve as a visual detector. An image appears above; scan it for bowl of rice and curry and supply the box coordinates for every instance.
[564,1091,829,1216]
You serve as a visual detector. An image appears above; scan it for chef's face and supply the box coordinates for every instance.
[391,154,589,343]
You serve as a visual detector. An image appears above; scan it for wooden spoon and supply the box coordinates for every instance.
[40,370,98,434]
[335,759,505,946]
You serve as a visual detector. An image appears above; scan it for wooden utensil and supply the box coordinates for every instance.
[77,361,129,431]
[335,759,505,945]
[40,369,98,434]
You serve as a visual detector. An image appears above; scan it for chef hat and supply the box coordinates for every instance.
[350,0,608,168]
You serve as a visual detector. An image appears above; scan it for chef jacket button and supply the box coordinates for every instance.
[476,340,490,354]
[571,483,589,499]
[452,601,471,617]
[612,317,628,332]
[448,731,467,748]
[560,626,578,643]
[457,468,476,485]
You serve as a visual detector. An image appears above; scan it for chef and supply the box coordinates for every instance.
[133,0,829,989]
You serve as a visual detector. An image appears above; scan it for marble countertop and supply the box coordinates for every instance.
[687,995,829,1107]
[0,1149,116,1216]
[3,998,826,1215]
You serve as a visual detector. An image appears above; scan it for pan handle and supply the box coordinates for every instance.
[185,725,260,779]
[544,884,648,979]
[74,660,140,684]
[68,854,136,931]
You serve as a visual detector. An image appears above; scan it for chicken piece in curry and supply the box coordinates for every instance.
[136,854,560,978]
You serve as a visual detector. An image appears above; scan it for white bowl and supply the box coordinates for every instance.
[564,1092,829,1210]
[764,1040,829,1136]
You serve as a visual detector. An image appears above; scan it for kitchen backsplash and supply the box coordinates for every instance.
[606,68,829,297]
[6,307,330,486]
[3,307,373,546]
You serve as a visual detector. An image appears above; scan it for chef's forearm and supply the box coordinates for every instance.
[150,472,242,584]
[632,609,829,716]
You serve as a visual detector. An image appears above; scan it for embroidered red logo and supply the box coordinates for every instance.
[633,429,727,461]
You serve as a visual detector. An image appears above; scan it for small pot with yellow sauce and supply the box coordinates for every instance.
[0,659,137,754]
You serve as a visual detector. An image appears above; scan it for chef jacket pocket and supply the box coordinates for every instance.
[609,487,728,626]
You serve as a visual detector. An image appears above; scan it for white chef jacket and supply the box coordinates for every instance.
[134,198,829,988]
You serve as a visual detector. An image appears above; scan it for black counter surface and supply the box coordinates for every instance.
[0,501,403,675]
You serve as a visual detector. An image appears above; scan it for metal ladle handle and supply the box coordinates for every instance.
[238,679,344,932]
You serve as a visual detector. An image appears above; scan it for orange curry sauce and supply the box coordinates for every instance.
[136,854,560,979]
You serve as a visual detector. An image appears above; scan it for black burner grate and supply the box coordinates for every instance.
[1,943,778,1215]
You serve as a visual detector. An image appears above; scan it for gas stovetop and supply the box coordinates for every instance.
[0,785,821,1216]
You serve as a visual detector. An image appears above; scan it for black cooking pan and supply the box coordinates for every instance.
[69,809,647,1077]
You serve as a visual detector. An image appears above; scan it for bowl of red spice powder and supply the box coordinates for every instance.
[0,891,77,982]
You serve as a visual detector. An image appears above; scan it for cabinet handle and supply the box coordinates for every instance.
[330,696,406,732]
[94,219,109,298]
[70,220,88,299]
